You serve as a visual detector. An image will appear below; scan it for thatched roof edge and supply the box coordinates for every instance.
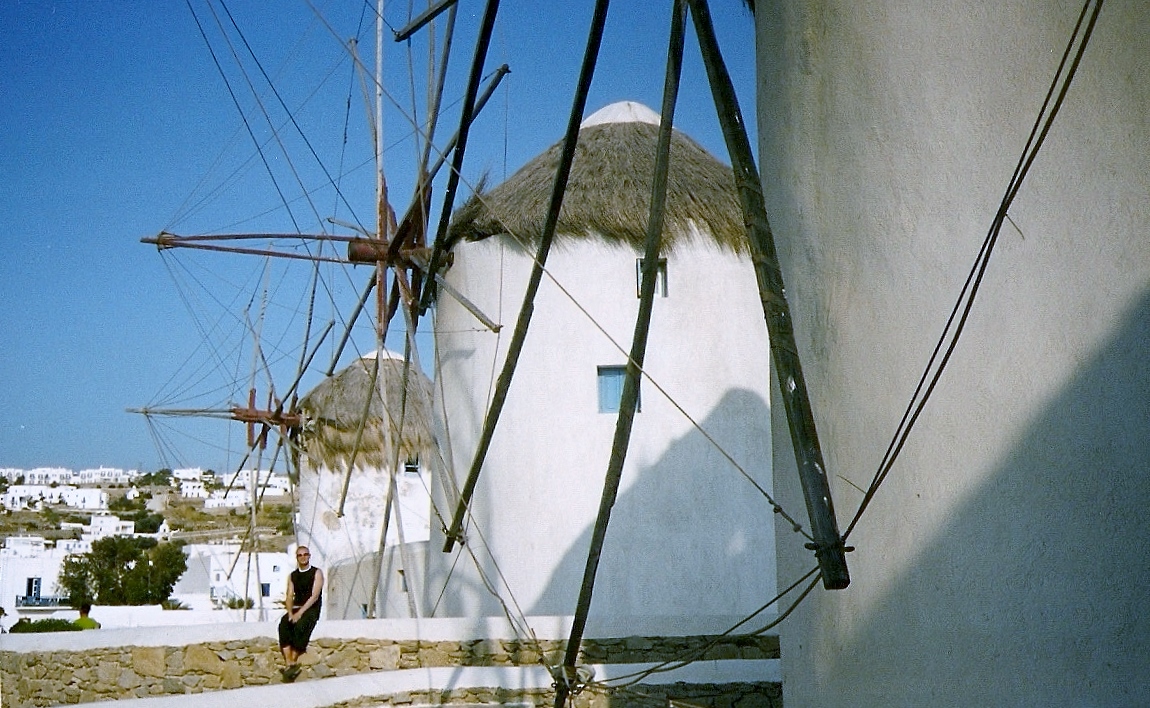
[297,355,436,472]
[447,120,747,255]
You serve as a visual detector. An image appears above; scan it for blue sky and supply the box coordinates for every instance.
[0,0,757,474]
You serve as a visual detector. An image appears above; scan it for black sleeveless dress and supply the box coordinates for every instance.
[278,566,322,651]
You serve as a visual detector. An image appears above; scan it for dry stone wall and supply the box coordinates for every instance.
[0,634,779,707]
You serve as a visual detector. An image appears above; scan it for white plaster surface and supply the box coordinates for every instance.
[429,232,778,621]
[756,1,1150,705]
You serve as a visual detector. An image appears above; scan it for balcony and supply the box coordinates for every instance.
[15,594,70,608]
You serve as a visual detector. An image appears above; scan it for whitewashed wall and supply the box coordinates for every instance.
[429,232,777,621]
[295,462,431,619]
[756,1,1150,705]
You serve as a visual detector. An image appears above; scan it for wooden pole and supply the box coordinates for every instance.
[552,4,685,706]
[441,0,614,554]
[686,0,849,589]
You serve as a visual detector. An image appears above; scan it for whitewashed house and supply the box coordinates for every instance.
[217,469,289,497]
[0,536,73,618]
[179,479,209,499]
[59,487,108,511]
[84,514,135,540]
[203,489,250,509]
[2,485,52,511]
[171,543,292,618]
[22,468,72,485]
[75,467,133,485]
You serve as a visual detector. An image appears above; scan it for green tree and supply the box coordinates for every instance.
[133,512,165,534]
[58,536,187,606]
[109,495,144,513]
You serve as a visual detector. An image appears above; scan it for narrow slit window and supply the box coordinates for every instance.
[636,258,668,298]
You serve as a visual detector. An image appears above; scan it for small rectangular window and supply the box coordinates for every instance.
[636,258,668,298]
[261,583,271,597]
[598,366,640,414]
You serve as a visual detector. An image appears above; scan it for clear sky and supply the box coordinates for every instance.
[0,0,757,474]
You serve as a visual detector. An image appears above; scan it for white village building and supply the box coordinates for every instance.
[0,536,73,621]
[1,485,108,512]
[171,543,293,618]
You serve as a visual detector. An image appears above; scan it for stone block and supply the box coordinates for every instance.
[623,636,655,651]
[184,645,224,674]
[369,645,401,670]
[325,647,358,670]
[299,651,320,666]
[311,663,334,679]
[95,662,120,684]
[220,662,243,689]
[132,647,167,678]
[117,669,142,690]
[419,647,452,667]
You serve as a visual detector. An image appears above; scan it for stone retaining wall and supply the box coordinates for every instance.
[0,634,779,707]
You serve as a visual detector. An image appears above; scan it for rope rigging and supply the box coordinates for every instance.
[145,0,847,699]
[843,0,1105,541]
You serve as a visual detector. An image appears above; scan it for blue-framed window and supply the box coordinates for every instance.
[598,366,640,414]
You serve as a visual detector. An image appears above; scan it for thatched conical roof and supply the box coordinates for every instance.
[297,351,436,471]
[448,101,746,254]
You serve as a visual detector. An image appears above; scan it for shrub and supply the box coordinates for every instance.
[9,618,82,633]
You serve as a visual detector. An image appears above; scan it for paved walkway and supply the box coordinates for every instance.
[67,659,778,708]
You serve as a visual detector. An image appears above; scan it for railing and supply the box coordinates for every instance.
[15,595,70,608]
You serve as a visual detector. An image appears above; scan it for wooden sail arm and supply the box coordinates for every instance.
[393,0,457,42]
[418,0,504,316]
[228,405,302,428]
[687,0,850,590]
[144,231,431,270]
